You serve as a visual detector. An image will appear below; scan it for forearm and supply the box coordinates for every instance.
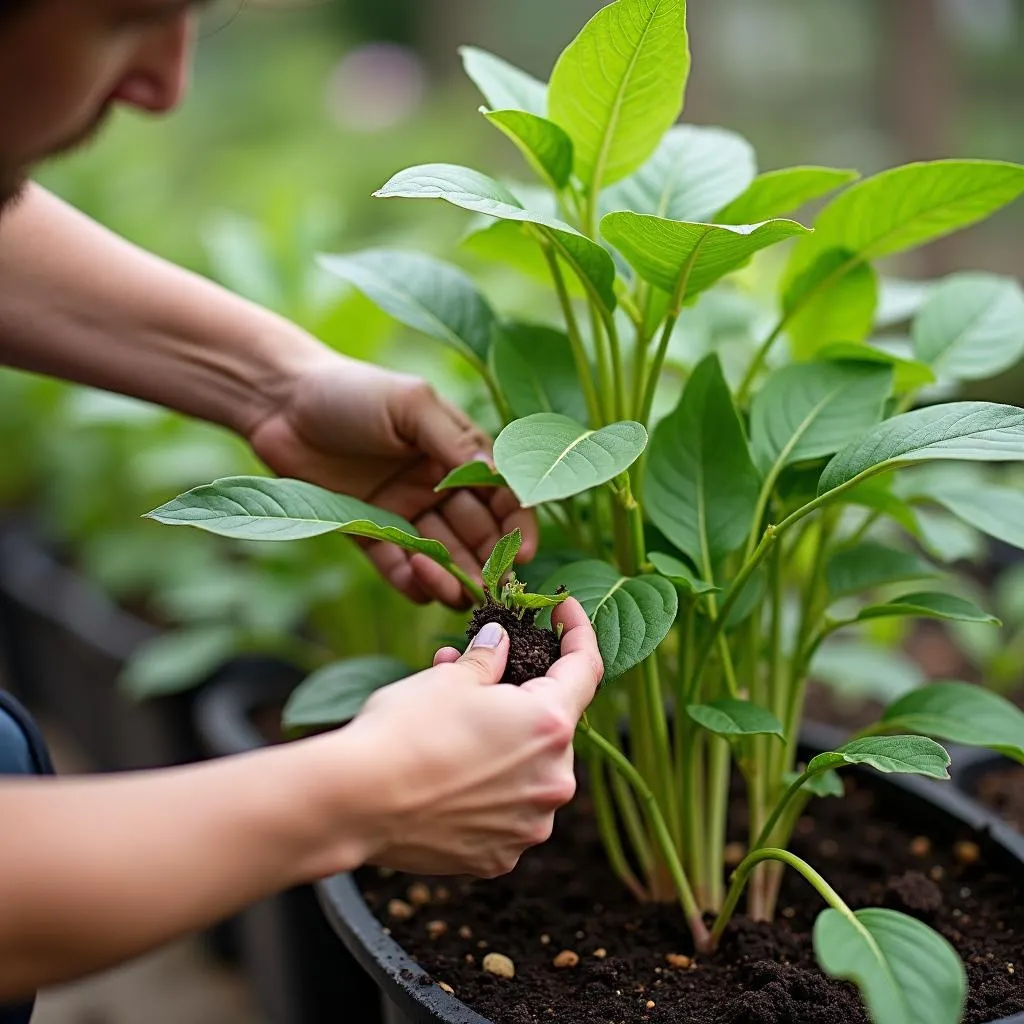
[0,734,374,1000]
[0,184,326,435]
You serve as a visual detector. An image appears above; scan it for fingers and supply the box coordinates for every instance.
[491,490,539,562]
[437,491,501,564]
[409,554,473,609]
[522,599,603,718]
[433,647,462,667]
[408,387,490,472]
[454,622,509,686]
[366,542,432,605]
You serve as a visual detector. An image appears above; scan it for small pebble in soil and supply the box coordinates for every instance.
[466,603,562,686]
[477,940,488,949]
[553,950,579,969]
[434,886,451,902]
[646,1000,656,1010]
[593,948,607,959]
[388,899,414,921]
[955,840,981,866]
[724,842,746,867]
[458,925,473,940]
[482,953,515,980]
[930,865,945,881]
[910,835,932,858]
[438,982,455,995]
[407,882,432,907]
[426,920,448,939]
[539,934,551,945]
[666,953,692,969]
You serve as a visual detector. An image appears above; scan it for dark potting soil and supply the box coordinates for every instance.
[975,765,1024,833]
[358,775,1024,1024]
[467,604,561,687]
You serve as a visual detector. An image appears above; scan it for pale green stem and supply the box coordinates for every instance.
[587,750,649,902]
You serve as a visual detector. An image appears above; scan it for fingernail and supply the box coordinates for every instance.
[470,622,505,649]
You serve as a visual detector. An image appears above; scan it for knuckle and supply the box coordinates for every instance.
[534,706,575,746]
[524,815,555,846]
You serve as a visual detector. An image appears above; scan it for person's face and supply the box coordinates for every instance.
[0,0,202,210]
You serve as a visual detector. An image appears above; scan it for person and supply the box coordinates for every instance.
[0,1,604,1015]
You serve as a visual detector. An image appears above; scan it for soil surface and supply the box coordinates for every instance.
[467,604,561,686]
[358,774,1024,1024]
[974,765,1024,833]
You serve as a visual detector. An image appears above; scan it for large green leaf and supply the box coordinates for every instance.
[806,735,950,780]
[146,477,450,561]
[120,625,240,700]
[645,354,761,571]
[878,682,1024,765]
[814,908,965,1024]
[913,507,985,565]
[483,109,573,190]
[924,484,1024,552]
[547,0,690,194]
[434,461,507,492]
[375,164,616,309]
[459,46,547,116]
[687,699,783,738]
[482,529,522,594]
[541,560,677,681]
[715,166,858,224]
[826,542,937,598]
[818,402,1024,496]
[912,272,1024,382]
[282,657,412,732]
[816,343,936,394]
[490,322,590,422]
[493,414,647,507]
[856,592,999,626]
[648,551,718,596]
[602,213,808,308]
[602,124,756,223]
[750,361,893,476]
[317,249,495,369]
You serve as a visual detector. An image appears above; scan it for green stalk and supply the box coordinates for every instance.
[705,737,731,910]
[590,306,617,425]
[601,309,628,421]
[444,561,486,605]
[588,750,648,901]
[638,312,679,427]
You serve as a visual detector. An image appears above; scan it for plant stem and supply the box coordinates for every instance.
[638,312,679,427]
[705,737,730,910]
[445,562,486,605]
[588,750,649,901]
[590,306,618,424]
[579,720,709,947]
[601,309,628,421]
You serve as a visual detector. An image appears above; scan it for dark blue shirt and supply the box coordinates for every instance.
[0,690,55,1024]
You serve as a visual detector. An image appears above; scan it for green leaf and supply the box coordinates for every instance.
[879,682,1024,765]
[841,477,920,534]
[548,0,690,193]
[784,250,878,358]
[540,560,677,681]
[120,625,239,700]
[482,529,522,594]
[375,164,616,309]
[856,591,999,626]
[913,272,1024,382]
[687,699,784,738]
[807,735,950,780]
[715,166,859,224]
[602,125,756,223]
[816,343,936,394]
[493,414,647,507]
[924,484,1024,553]
[434,461,507,492]
[317,248,495,368]
[602,214,809,308]
[814,908,965,1024]
[826,542,937,598]
[784,768,844,799]
[648,551,719,595]
[724,568,767,630]
[146,477,451,561]
[512,590,570,611]
[818,402,1024,496]
[459,46,547,116]
[282,657,411,732]
[812,642,925,704]
[645,354,761,571]
[913,507,985,565]
[750,360,893,475]
[483,109,573,189]
[490,322,590,422]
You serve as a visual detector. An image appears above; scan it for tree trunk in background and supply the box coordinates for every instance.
[880,0,961,275]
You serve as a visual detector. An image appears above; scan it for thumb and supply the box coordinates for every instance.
[456,622,510,685]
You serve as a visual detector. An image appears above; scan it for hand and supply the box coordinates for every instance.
[247,351,536,608]
[338,598,602,877]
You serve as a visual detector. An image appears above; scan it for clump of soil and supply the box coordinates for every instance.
[467,602,561,686]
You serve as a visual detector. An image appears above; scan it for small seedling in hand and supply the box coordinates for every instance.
[466,529,569,685]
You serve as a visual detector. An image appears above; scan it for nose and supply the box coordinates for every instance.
[110,15,195,114]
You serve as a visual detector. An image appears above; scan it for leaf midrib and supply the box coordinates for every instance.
[526,427,597,500]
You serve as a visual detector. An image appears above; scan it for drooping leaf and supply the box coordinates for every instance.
[146,477,451,561]
[687,699,784,738]
[645,354,761,571]
[602,213,809,308]
[816,343,936,394]
[648,551,719,595]
[923,484,1024,553]
[913,272,1024,382]
[826,542,937,598]
[434,461,507,492]
[878,681,1024,765]
[814,908,965,1024]
[483,109,574,189]
[317,249,495,369]
[490,322,590,422]
[602,124,756,223]
[493,414,647,507]
[912,507,985,565]
[541,561,677,681]
[818,402,1024,496]
[715,166,858,224]
[806,735,950,780]
[120,625,240,700]
[547,0,690,193]
[482,529,523,593]
[375,164,616,309]
[856,592,999,626]
[750,360,893,476]
[459,46,548,116]
[784,768,845,799]
[282,657,412,732]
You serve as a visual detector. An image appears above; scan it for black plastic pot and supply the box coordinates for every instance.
[315,724,1024,1024]
[194,659,383,1024]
